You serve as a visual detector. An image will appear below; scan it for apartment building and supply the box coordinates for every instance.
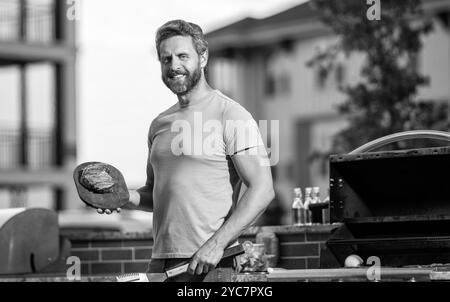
[0,0,77,210]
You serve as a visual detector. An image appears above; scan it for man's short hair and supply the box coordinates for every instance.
[155,20,208,60]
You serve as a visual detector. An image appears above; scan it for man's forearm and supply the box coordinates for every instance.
[209,185,274,249]
[123,187,153,211]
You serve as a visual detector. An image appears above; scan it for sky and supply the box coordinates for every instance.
[78,0,307,188]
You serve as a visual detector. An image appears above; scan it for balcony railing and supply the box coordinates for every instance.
[0,0,55,43]
[0,127,54,169]
[0,0,18,40]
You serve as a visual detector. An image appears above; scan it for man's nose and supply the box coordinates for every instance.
[169,56,182,70]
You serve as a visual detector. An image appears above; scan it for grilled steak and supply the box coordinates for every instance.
[79,163,115,193]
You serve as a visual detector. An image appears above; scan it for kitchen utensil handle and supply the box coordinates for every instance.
[165,244,244,278]
[222,244,245,258]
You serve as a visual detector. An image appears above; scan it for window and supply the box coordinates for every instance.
[26,0,55,43]
[335,63,346,87]
[0,62,56,170]
[0,0,20,41]
[278,73,291,95]
[0,66,21,168]
[27,63,56,168]
[315,63,346,90]
[265,72,291,98]
[315,65,328,90]
[0,0,55,43]
[265,75,275,96]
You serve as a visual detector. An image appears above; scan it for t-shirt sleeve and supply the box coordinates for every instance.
[223,102,265,156]
[148,118,158,148]
[145,122,155,187]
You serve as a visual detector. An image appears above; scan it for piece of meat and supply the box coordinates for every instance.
[79,163,115,193]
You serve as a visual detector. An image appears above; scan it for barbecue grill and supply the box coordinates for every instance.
[265,130,450,282]
[325,130,450,270]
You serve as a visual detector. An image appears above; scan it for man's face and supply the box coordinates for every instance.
[159,35,204,95]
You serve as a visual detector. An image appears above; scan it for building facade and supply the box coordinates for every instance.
[0,0,77,210]
[206,0,450,224]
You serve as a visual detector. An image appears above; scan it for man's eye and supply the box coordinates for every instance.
[179,54,188,59]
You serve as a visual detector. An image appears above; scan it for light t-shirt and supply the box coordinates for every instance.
[147,90,265,258]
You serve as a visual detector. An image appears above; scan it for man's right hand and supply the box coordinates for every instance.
[96,208,121,215]
[96,190,141,214]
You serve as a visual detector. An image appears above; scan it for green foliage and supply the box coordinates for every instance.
[308,0,449,154]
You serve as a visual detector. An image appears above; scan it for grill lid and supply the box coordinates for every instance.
[329,146,450,222]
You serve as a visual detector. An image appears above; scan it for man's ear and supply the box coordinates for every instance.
[200,50,209,69]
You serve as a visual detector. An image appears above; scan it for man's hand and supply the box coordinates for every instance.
[96,208,121,215]
[96,190,141,214]
[187,241,225,275]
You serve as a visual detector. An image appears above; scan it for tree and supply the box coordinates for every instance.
[308,0,449,154]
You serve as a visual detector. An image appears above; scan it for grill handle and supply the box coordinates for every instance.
[349,130,450,154]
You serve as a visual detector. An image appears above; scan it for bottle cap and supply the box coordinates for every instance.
[313,187,320,193]
[294,187,302,195]
[305,187,312,194]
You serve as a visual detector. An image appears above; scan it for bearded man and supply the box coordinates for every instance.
[100,20,275,282]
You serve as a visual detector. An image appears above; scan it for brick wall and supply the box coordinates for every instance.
[67,233,154,276]
[65,225,339,276]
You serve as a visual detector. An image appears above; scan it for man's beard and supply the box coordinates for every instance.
[162,65,202,96]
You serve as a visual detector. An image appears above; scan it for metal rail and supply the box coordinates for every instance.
[349,130,450,154]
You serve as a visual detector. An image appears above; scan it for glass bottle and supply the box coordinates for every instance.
[304,187,313,225]
[291,188,303,225]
